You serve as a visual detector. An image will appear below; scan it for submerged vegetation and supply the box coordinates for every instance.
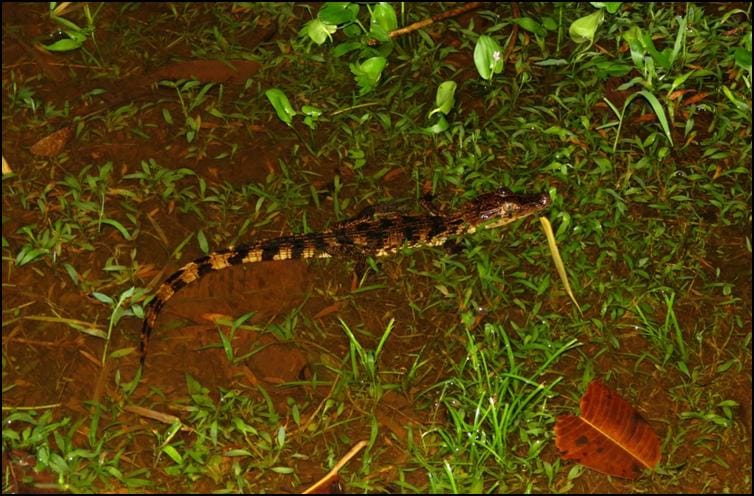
[2,2,751,493]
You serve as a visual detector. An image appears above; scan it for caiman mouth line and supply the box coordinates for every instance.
[140,187,551,366]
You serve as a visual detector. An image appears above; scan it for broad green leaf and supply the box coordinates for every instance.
[623,26,646,70]
[640,30,670,69]
[302,105,323,130]
[197,229,209,254]
[593,59,632,77]
[300,18,337,45]
[332,41,364,57]
[474,35,504,81]
[225,449,252,456]
[371,3,397,32]
[15,247,49,266]
[633,90,673,146]
[721,85,749,111]
[91,292,114,305]
[544,126,576,139]
[43,37,84,52]
[513,17,546,37]
[590,2,622,14]
[271,466,294,474]
[421,115,449,134]
[63,263,80,284]
[535,58,569,67]
[302,105,323,118]
[231,312,256,332]
[342,23,363,38]
[50,12,83,32]
[333,40,363,57]
[733,47,752,72]
[162,445,183,464]
[669,69,712,94]
[109,347,134,359]
[369,23,391,43]
[542,16,558,31]
[670,15,687,68]
[100,219,132,240]
[276,426,286,448]
[350,56,387,94]
[569,10,604,44]
[428,81,457,118]
[264,88,297,126]
[318,2,359,25]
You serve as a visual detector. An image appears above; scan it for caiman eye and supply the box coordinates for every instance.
[496,187,513,197]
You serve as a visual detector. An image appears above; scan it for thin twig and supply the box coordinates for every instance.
[367,2,483,46]
[302,440,368,494]
[504,2,521,62]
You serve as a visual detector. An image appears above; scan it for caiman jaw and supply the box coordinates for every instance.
[465,188,551,230]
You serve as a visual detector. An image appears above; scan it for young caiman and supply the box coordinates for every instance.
[140,187,550,365]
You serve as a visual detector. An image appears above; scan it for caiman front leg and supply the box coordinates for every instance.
[318,237,373,289]
[419,192,465,255]
[420,191,442,216]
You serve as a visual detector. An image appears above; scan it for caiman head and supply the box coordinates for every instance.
[463,187,551,229]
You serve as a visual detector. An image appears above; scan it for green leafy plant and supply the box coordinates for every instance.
[159,80,217,143]
[349,56,388,95]
[43,3,98,52]
[369,2,398,41]
[568,9,605,45]
[339,318,396,399]
[299,2,396,94]
[603,89,674,151]
[265,88,323,129]
[423,80,457,134]
[91,286,149,365]
[265,88,297,127]
[474,35,505,81]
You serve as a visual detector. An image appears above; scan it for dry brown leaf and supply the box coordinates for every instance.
[30,126,73,157]
[313,301,345,319]
[554,380,661,479]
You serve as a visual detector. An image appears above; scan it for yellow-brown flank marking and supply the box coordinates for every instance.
[140,188,551,366]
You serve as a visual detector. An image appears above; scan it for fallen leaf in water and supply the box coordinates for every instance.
[554,380,661,479]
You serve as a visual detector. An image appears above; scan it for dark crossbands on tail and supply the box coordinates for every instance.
[140,188,550,365]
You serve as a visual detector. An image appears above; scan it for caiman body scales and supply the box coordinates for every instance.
[140,188,550,365]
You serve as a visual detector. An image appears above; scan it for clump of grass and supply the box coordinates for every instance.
[413,322,579,492]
